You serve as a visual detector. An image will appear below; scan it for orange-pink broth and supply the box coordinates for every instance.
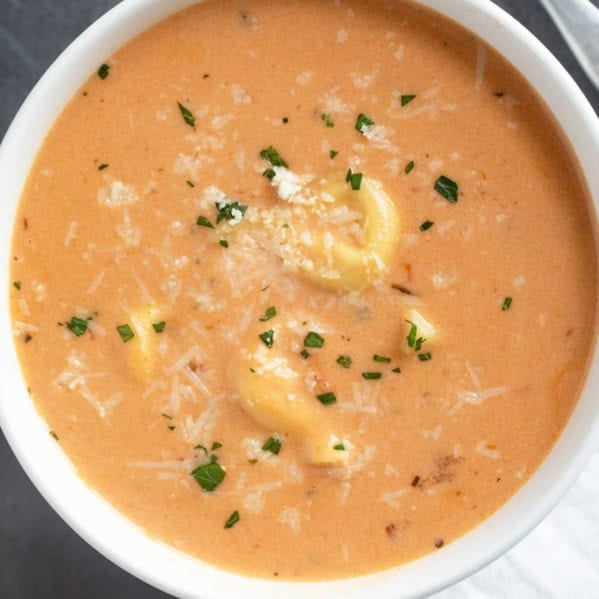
[10,0,596,581]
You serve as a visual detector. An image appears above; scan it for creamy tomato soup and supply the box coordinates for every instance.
[9,0,596,581]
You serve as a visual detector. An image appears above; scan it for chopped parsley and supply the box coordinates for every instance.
[373,354,391,363]
[177,101,196,128]
[161,413,173,420]
[116,324,134,343]
[186,180,195,188]
[336,354,352,368]
[418,352,432,361]
[13,281,21,290]
[345,168,363,191]
[196,215,214,228]
[392,367,402,374]
[66,316,88,337]
[168,425,176,431]
[262,436,282,455]
[434,175,459,203]
[316,392,337,405]
[224,510,240,529]
[263,168,276,180]
[355,113,374,133]
[195,444,209,455]
[304,331,324,348]
[502,297,513,311]
[219,239,229,248]
[300,349,310,359]
[259,306,277,322]
[211,441,223,450]
[333,443,346,451]
[152,321,166,333]
[216,200,248,223]
[362,372,382,380]
[321,113,334,128]
[259,329,274,348]
[98,163,109,171]
[405,160,415,174]
[97,63,110,79]
[282,117,289,123]
[401,94,416,106]
[329,150,339,159]
[405,320,425,352]
[203,73,210,79]
[49,430,59,441]
[260,145,288,168]
[191,461,226,492]
[420,220,434,232]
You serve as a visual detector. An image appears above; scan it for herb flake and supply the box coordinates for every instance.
[330,150,339,159]
[420,220,434,232]
[362,372,382,380]
[196,215,214,229]
[316,392,337,405]
[333,443,346,451]
[373,355,391,363]
[259,329,274,348]
[152,321,166,333]
[116,324,134,343]
[262,436,282,455]
[304,331,324,348]
[259,306,277,322]
[355,113,374,133]
[345,168,363,191]
[219,239,229,248]
[97,63,110,79]
[98,163,109,171]
[224,510,240,529]
[401,94,416,106]
[260,146,288,168]
[191,461,226,492]
[336,355,352,368]
[502,297,513,311]
[177,101,196,128]
[405,160,415,174]
[321,113,334,128]
[418,352,432,362]
[216,201,248,224]
[13,281,21,290]
[66,316,88,337]
[434,175,459,203]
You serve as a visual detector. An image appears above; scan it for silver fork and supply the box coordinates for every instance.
[539,0,599,90]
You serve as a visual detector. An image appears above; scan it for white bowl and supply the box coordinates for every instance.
[1,1,598,597]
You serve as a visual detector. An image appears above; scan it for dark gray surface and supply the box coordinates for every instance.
[1,1,598,598]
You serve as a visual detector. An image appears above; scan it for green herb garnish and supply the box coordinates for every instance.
[316,392,337,405]
[224,510,240,529]
[263,168,276,180]
[116,324,134,343]
[97,63,110,79]
[191,461,226,492]
[219,239,229,248]
[260,145,288,168]
[177,101,196,128]
[392,367,402,374]
[195,444,209,455]
[362,372,382,380]
[405,160,415,174]
[152,321,166,333]
[321,113,334,128]
[434,175,459,203]
[168,425,176,431]
[373,355,391,363]
[502,297,513,311]
[216,201,248,224]
[211,442,223,450]
[418,352,432,361]
[304,331,324,348]
[345,168,363,191]
[330,150,339,159]
[161,413,173,420]
[355,113,374,133]
[66,316,88,337]
[282,117,289,123]
[333,443,345,451]
[186,180,195,188]
[259,329,274,348]
[420,220,434,232]
[405,320,425,352]
[401,94,416,106]
[49,430,59,441]
[262,436,282,455]
[300,349,310,359]
[98,163,109,171]
[259,306,277,322]
[336,355,352,368]
[13,281,21,290]
[196,215,214,228]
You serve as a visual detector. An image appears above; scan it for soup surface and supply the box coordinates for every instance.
[10,0,597,581]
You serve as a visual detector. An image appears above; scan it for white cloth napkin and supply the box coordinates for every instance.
[434,449,599,598]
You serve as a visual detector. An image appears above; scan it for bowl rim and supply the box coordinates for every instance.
[1,0,599,598]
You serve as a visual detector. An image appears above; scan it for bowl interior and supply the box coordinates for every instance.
[1,1,598,597]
